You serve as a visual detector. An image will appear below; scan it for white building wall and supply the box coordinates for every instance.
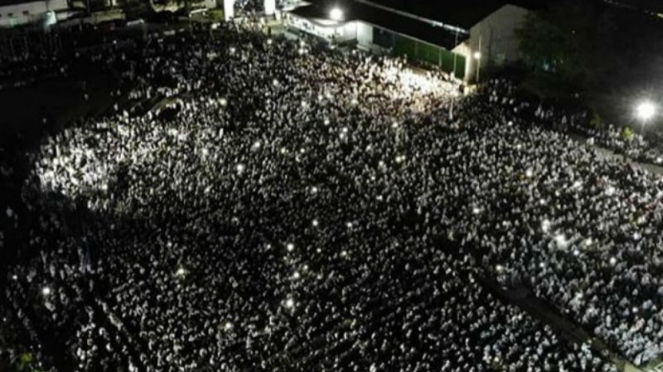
[356,22,373,49]
[287,14,357,43]
[264,0,275,15]
[465,4,529,81]
[0,0,67,27]
[223,0,234,20]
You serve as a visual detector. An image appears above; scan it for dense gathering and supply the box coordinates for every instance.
[2,21,663,372]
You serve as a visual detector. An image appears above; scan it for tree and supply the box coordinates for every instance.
[516,0,663,124]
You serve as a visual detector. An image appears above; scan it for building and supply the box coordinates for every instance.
[286,0,540,81]
[0,0,68,27]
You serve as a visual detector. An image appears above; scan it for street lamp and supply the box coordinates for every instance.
[636,100,657,123]
[635,100,657,134]
[474,51,482,83]
[329,7,344,22]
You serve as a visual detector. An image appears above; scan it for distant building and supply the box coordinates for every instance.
[0,0,68,28]
[286,0,539,81]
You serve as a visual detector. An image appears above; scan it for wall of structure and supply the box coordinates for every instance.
[356,22,372,48]
[464,4,529,80]
[392,33,466,79]
[0,0,67,27]
[287,14,357,43]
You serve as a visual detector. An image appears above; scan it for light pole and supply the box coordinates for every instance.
[449,29,459,121]
[474,34,482,83]
[635,100,657,133]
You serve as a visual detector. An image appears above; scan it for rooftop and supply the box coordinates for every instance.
[290,2,467,49]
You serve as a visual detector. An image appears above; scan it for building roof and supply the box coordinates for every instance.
[290,2,467,49]
[358,0,542,29]
[306,0,544,30]
[0,0,40,7]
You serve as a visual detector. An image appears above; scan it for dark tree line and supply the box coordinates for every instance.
[516,0,663,126]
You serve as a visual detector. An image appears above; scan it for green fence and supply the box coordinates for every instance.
[393,34,466,79]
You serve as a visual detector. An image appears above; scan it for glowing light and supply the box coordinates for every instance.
[42,286,51,296]
[495,265,504,273]
[340,250,348,257]
[525,168,533,178]
[229,47,236,54]
[176,267,186,277]
[472,207,481,215]
[572,180,583,189]
[292,271,301,280]
[267,38,273,45]
[11,275,17,280]
[236,163,246,173]
[329,7,344,21]
[311,186,319,194]
[220,98,228,107]
[273,79,279,86]
[312,219,319,227]
[286,243,295,252]
[351,98,358,105]
[251,141,261,150]
[606,186,616,196]
[633,232,642,240]
[284,298,295,309]
[301,100,308,108]
[572,249,580,256]
[392,122,399,129]
[539,262,546,269]
[324,118,330,126]
[583,238,593,247]
[473,51,482,60]
[542,219,551,233]
[609,257,617,266]
[346,221,353,228]
[636,100,657,122]
[224,321,233,331]
[280,147,287,155]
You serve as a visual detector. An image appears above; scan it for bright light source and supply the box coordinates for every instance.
[329,7,344,21]
[473,51,482,60]
[636,100,657,122]
[606,186,616,196]
[284,298,295,309]
[609,257,617,266]
[220,98,228,107]
[286,243,295,252]
[236,163,246,173]
[252,141,261,150]
[42,286,51,296]
[542,219,551,233]
[312,219,319,227]
[224,321,233,331]
[292,271,301,280]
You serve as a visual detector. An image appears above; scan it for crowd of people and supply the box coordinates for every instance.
[2,21,662,371]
